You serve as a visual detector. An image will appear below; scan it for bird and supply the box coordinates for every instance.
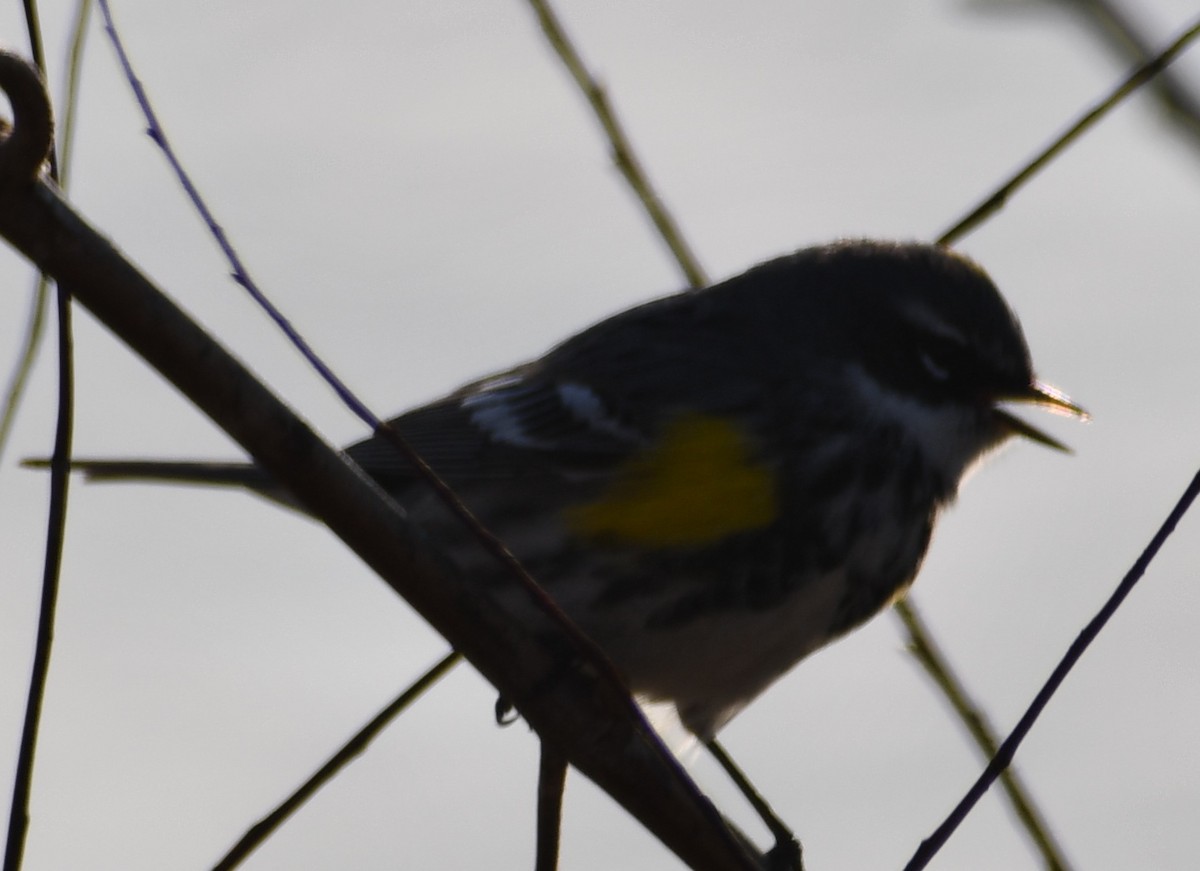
[34,239,1085,859]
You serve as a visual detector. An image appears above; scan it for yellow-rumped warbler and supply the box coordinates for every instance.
[46,240,1083,734]
[42,240,1083,833]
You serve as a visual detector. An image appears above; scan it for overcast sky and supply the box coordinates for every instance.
[3,2,1200,869]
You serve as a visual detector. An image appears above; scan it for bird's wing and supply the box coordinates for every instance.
[25,372,654,497]
[345,368,651,486]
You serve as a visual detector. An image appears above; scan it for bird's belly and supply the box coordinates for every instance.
[405,480,927,738]
[569,566,854,738]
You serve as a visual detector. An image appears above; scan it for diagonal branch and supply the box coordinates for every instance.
[904,468,1200,870]
[524,0,708,288]
[1056,0,1200,144]
[938,15,1200,246]
[895,599,1073,870]
[0,51,760,871]
[211,652,460,871]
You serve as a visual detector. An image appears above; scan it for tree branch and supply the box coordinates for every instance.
[0,51,760,871]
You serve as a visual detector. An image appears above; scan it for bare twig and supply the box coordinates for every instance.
[1056,0,1200,143]
[0,279,49,467]
[212,652,460,871]
[904,469,1200,870]
[524,0,708,288]
[94,0,377,428]
[536,743,569,871]
[895,599,1073,870]
[2,9,74,867]
[5,267,71,871]
[94,0,610,716]
[938,15,1200,246]
[706,740,802,870]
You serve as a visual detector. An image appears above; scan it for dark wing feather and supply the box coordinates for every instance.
[344,370,649,488]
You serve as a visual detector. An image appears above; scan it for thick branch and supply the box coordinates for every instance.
[0,51,759,871]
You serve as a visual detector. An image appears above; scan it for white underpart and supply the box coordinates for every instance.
[636,699,700,757]
[609,566,852,739]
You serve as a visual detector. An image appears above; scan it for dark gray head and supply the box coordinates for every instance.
[734,240,1086,477]
[545,240,1085,482]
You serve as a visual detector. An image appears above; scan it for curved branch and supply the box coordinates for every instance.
[0,51,52,185]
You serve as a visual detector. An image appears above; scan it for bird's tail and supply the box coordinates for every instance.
[21,458,270,489]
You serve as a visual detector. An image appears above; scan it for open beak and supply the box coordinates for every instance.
[994,380,1089,452]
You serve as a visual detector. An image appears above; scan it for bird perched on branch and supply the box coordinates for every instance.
[34,239,1086,862]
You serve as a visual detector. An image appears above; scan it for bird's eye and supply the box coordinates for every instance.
[918,347,953,383]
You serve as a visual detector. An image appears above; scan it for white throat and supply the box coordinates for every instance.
[849,366,1003,492]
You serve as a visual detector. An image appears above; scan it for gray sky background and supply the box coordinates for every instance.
[3,2,1200,869]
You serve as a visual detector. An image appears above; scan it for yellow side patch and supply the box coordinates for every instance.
[568,414,777,548]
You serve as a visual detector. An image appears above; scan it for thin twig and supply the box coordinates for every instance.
[93,0,609,693]
[55,0,92,193]
[3,289,70,871]
[535,743,569,871]
[5,283,72,871]
[0,281,49,465]
[904,469,1200,870]
[894,599,1073,871]
[3,7,76,869]
[524,0,708,289]
[212,652,460,871]
[1057,0,1200,142]
[706,740,802,870]
[93,0,374,428]
[938,15,1200,246]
